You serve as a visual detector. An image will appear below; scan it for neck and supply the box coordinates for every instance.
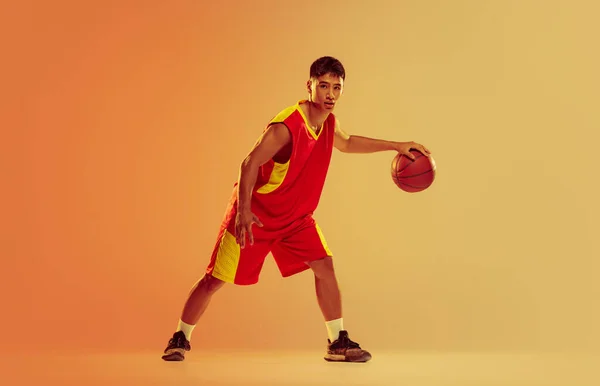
[307,101,329,128]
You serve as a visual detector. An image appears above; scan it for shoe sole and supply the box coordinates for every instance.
[324,354,372,363]
[162,353,185,361]
[162,348,186,361]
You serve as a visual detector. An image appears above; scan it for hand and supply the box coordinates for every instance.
[395,141,431,160]
[235,209,263,249]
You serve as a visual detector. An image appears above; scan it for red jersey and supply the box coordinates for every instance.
[229,100,335,236]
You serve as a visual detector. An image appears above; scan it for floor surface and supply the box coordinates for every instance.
[3,349,598,386]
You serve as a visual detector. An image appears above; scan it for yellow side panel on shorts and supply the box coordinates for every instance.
[212,230,241,283]
[315,223,333,256]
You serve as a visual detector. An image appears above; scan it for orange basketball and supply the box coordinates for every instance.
[391,150,436,192]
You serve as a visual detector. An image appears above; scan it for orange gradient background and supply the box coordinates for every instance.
[2,0,599,357]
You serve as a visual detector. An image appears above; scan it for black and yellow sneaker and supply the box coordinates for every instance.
[324,330,372,363]
[161,331,191,361]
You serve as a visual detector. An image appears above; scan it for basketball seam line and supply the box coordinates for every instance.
[399,180,430,189]
[396,153,424,174]
[396,168,435,179]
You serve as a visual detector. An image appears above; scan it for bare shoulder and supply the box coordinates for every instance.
[330,114,343,132]
[252,122,291,153]
[334,115,340,127]
[332,115,349,138]
[264,122,292,143]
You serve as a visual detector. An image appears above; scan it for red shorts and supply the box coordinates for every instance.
[205,211,333,286]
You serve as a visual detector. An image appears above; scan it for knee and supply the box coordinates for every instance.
[200,274,226,294]
[309,255,336,279]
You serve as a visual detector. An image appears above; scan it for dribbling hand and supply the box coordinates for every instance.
[235,209,264,249]
[395,141,431,160]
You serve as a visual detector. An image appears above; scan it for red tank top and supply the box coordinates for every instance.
[230,100,335,235]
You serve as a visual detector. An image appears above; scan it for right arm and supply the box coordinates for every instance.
[236,123,291,247]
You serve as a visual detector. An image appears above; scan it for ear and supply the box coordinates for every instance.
[306,79,312,93]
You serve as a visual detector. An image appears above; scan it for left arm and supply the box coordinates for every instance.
[333,117,430,159]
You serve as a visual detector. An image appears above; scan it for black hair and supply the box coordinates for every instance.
[309,56,345,81]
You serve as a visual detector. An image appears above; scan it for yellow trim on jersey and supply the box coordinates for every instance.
[315,223,333,256]
[295,101,324,140]
[256,100,326,195]
[211,230,241,283]
[270,101,324,141]
[270,104,298,123]
[256,160,290,194]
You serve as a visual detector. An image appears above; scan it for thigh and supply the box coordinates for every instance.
[271,219,333,278]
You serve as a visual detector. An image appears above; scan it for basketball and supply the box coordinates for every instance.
[391,150,436,192]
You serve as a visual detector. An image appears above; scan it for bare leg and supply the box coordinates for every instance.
[162,274,226,361]
[180,274,226,325]
[307,256,372,363]
[307,256,342,321]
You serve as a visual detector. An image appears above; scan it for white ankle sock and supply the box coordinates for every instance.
[176,319,196,341]
[325,318,344,342]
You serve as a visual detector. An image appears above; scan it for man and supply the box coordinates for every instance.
[162,56,431,363]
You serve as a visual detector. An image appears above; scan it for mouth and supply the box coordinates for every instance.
[324,101,335,108]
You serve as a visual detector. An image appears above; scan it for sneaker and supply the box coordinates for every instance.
[324,330,372,363]
[161,331,191,361]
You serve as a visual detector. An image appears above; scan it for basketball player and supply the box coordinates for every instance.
[162,56,431,363]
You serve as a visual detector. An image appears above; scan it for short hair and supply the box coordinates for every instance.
[309,56,346,81]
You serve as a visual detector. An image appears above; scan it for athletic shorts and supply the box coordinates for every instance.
[205,210,333,286]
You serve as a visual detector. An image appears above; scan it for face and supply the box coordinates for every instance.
[307,72,344,111]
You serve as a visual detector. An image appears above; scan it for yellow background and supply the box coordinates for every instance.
[2,0,599,355]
